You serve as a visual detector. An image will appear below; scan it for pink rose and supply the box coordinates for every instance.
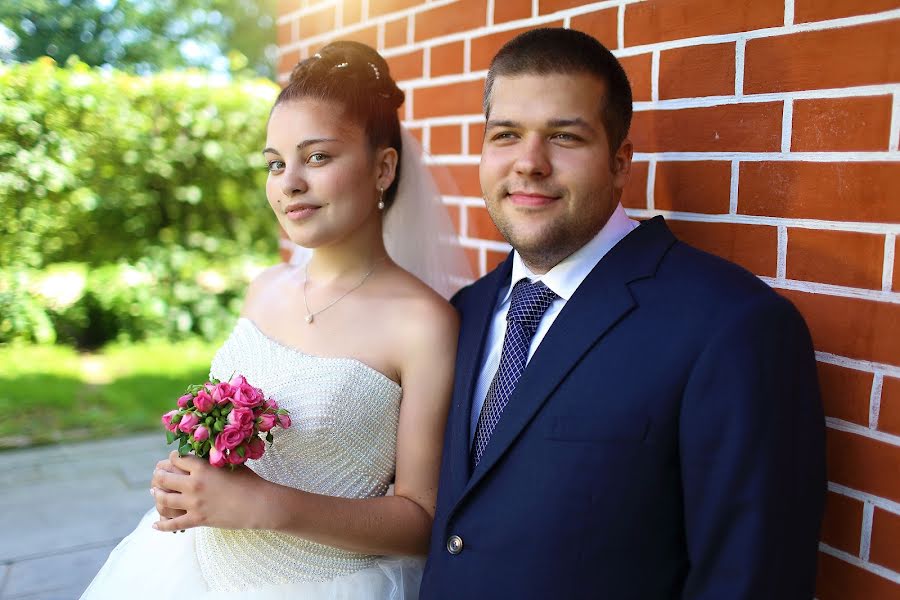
[212,382,233,405]
[231,386,263,409]
[193,424,210,442]
[227,446,247,465]
[178,412,200,434]
[209,445,227,468]
[193,389,214,413]
[215,424,245,451]
[227,407,255,432]
[161,410,179,432]
[277,413,292,429]
[257,413,276,432]
[229,374,248,388]
[247,437,265,460]
[264,398,278,411]
[177,393,193,409]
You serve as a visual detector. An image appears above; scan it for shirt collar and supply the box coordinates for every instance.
[502,203,639,304]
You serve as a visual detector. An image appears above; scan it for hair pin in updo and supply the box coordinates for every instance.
[313,53,322,59]
[334,62,349,69]
[368,62,381,80]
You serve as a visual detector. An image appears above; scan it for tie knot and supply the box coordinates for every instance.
[507,279,557,327]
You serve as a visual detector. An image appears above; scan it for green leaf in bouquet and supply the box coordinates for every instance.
[178,443,191,456]
[171,413,183,424]
[214,420,224,432]
[204,416,214,426]
[166,430,175,445]
[265,432,274,444]
[276,409,289,415]
[236,445,246,458]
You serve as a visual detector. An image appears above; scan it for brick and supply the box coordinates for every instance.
[406,127,423,145]
[369,0,418,18]
[621,160,648,210]
[820,491,864,555]
[795,0,900,23]
[430,41,465,78]
[779,289,900,365]
[343,0,362,26]
[412,79,485,119]
[338,25,378,49]
[787,229,885,290]
[415,0,488,43]
[880,377,900,437]
[299,6,335,39]
[384,17,409,49]
[631,103,782,153]
[278,49,301,76]
[816,552,900,600]
[470,22,564,72]
[468,122,486,155]
[745,21,900,94]
[659,43,735,99]
[570,8,618,49]
[539,0,589,13]
[444,164,482,197]
[619,53,652,103]
[871,507,900,573]
[494,0,532,24]
[791,96,893,152]
[464,247,480,275]
[486,248,510,272]
[667,220,777,276]
[654,161,731,214]
[624,0,782,47]
[278,0,301,16]
[467,205,506,242]
[385,49,423,83]
[430,124,462,155]
[277,22,294,47]
[825,428,900,503]
[817,362,873,426]
[739,162,900,223]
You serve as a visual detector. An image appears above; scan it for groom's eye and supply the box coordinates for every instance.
[490,131,518,142]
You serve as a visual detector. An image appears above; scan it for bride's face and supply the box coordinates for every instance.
[263,99,385,249]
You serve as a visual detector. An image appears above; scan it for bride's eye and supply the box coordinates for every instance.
[307,152,329,165]
[266,160,285,173]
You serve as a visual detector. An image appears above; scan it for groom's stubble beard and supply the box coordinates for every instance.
[484,180,617,274]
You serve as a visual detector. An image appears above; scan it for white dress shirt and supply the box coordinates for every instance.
[469,203,640,443]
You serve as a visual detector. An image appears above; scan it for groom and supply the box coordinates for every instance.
[420,28,825,599]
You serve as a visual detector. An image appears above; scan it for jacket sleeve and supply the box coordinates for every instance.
[679,291,826,599]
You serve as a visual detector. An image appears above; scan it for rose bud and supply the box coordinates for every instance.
[161,410,179,432]
[193,425,210,442]
[257,413,276,432]
[178,412,200,434]
[193,389,214,413]
[227,447,248,466]
[209,445,227,468]
[247,437,265,460]
[277,413,292,429]
[177,394,193,409]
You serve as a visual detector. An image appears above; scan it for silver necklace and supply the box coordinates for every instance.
[303,257,386,324]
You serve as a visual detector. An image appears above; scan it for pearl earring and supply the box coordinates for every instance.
[377,187,385,210]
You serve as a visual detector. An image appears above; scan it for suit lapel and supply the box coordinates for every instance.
[446,253,513,495]
[452,217,676,509]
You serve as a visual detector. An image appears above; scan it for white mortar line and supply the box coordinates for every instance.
[361,0,369,21]
[829,482,900,517]
[781,99,793,152]
[734,38,746,97]
[884,234,896,292]
[815,353,900,379]
[377,21,385,50]
[818,544,900,585]
[617,3,625,49]
[890,93,900,152]
[860,501,875,561]
[618,210,900,235]
[646,159,656,211]
[826,417,900,447]
[650,50,660,102]
[631,151,900,162]
[728,160,739,214]
[532,0,539,19]
[463,38,472,73]
[461,122,470,155]
[487,0,495,26]
[423,46,431,78]
[870,373,884,430]
[777,226,788,280]
[784,0,795,26]
[761,278,900,305]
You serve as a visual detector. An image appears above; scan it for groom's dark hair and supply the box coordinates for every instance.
[483,28,633,155]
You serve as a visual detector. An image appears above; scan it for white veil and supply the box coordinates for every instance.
[291,129,473,299]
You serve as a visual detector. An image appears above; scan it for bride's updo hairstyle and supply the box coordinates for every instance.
[273,41,406,210]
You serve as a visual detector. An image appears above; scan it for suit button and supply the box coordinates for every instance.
[446,534,463,555]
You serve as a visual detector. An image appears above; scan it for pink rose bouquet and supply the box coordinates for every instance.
[162,375,290,469]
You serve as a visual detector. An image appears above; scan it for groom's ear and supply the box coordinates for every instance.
[374,146,399,190]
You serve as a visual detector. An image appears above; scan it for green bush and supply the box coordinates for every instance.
[0,57,281,269]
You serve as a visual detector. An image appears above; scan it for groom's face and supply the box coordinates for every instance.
[480,72,632,272]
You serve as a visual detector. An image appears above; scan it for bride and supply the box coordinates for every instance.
[81,41,470,599]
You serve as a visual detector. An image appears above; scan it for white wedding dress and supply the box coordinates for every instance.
[81,317,424,599]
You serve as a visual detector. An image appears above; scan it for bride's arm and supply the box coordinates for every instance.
[151,299,458,556]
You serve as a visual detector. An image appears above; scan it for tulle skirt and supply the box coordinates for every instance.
[80,509,424,599]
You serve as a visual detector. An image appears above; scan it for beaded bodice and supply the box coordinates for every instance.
[195,318,402,590]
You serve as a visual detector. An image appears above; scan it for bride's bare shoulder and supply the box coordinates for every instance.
[378,267,459,350]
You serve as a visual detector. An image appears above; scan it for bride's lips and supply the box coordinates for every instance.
[284,202,321,221]
[506,191,560,207]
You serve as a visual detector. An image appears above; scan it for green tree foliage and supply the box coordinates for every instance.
[0,57,281,269]
[0,0,277,77]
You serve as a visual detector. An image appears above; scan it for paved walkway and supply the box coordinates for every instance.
[0,434,170,600]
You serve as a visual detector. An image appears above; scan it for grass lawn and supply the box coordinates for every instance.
[0,339,223,449]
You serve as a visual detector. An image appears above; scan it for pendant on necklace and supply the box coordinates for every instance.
[305,314,314,324]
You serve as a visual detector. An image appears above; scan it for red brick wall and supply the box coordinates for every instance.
[276,2,900,595]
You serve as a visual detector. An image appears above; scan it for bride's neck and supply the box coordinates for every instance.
[306,219,388,283]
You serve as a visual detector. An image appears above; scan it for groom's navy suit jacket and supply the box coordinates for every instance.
[420,217,825,599]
